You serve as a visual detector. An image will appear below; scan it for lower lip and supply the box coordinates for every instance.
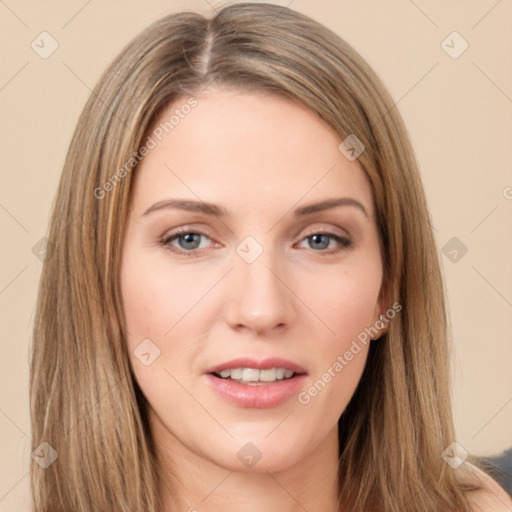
[204,373,307,409]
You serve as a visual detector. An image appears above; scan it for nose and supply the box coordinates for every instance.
[224,246,296,336]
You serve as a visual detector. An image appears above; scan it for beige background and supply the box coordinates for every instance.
[1,0,511,509]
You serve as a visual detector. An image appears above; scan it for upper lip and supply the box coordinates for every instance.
[205,357,308,375]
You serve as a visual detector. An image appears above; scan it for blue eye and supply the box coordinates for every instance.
[160,228,352,257]
[300,233,352,252]
[160,229,211,255]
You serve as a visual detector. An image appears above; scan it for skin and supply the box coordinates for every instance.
[120,87,387,512]
[463,463,512,512]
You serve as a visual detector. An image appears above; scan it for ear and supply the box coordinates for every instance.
[370,283,390,340]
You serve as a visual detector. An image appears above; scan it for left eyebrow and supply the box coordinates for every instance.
[294,197,368,218]
[142,197,369,219]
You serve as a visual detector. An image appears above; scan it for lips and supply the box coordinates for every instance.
[204,357,308,375]
[204,373,307,408]
[203,357,308,408]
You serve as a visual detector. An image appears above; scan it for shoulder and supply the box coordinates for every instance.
[463,461,512,512]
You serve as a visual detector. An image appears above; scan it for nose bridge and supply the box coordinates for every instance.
[225,235,294,333]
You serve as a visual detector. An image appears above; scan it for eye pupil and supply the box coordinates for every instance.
[179,233,201,250]
[310,234,329,250]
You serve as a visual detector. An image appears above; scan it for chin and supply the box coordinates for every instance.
[209,432,311,474]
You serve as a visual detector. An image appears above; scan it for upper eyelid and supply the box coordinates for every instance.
[162,223,351,240]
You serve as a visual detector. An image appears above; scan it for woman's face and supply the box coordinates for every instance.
[120,87,384,473]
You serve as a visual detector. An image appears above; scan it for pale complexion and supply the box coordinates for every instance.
[120,87,386,512]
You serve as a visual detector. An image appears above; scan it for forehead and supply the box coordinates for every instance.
[131,88,374,218]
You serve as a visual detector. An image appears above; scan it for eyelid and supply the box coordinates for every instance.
[159,222,353,258]
[299,223,350,238]
[161,222,351,244]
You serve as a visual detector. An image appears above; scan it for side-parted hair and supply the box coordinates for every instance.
[30,3,484,511]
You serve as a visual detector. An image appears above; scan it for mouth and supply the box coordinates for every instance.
[204,357,308,408]
[204,357,307,384]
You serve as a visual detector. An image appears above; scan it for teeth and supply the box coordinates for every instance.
[259,369,277,382]
[230,368,243,380]
[243,368,261,381]
[215,367,297,383]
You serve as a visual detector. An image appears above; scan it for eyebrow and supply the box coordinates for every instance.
[143,197,369,218]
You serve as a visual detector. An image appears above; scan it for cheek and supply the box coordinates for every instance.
[120,251,208,346]
[315,263,380,401]
[120,249,213,389]
[301,264,382,346]
[121,257,192,414]
[298,272,376,413]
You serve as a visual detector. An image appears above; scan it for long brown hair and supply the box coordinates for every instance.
[30,3,484,511]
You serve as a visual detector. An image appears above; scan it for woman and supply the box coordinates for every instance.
[29,3,512,511]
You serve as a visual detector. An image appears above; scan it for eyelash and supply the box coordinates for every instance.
[159,227,352,258]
